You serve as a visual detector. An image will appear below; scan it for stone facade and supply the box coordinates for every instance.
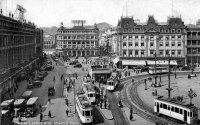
[112,16,187,65]
[55,21,99,58]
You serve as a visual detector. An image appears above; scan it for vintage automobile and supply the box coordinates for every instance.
[21,91,32,100]
[25,97,39,117]
[39,71,48,77]
[48,87,55,96]
[27,81,42,89]
[1,99,15,119]
[14,99,25,117]
[74,63,82,68]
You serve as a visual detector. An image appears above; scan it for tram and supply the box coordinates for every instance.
[154,98,198,124]
[149,66,168,75]
[82,83,99,105]
[75,92,93,124]
[106,71,120,91]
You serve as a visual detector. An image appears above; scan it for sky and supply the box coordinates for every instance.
[0,0,200,27]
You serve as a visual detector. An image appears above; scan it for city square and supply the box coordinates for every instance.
[1,0,200,125]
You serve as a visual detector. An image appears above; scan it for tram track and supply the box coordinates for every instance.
[107,91,129,125]
[119,74,186,125]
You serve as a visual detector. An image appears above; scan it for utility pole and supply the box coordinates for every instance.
[154,52,157,87]
[166,54,173,98]
[0,88,2,125]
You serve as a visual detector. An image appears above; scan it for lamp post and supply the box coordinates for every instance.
[154,52,157,87]
[166,54,173,98]
[175,65,177,79]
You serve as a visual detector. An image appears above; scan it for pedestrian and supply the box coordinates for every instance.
[40,113,43,122]
[76,74,78,79]
[48,98,51,104]
[66,98,69,106]
[18,114,22,122]
[53,76,55,82]
[66,108,69,116]
[48,110,51,118]
[39,104,42,112]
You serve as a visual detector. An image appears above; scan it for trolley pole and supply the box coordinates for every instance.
[166,54,173,98]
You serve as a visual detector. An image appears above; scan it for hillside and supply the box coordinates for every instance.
[41,26,58,35]
[96,22,113,32]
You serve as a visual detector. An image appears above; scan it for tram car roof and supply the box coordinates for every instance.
[90,68,112,74]
[156,97,196,109]
[76,93,92,109]
[83,83,97,93]
[1,99,14,106]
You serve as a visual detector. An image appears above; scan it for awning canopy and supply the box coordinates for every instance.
[122,60,146,66]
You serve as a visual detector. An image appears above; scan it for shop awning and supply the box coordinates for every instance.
[122,60,146,65]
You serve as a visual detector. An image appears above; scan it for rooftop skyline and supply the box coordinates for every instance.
[1,0,200,27]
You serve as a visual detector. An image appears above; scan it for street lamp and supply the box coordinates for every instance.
[154,52,157,87]
[166,54,173,98]
[175,65,177,79]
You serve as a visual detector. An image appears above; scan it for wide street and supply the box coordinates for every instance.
[10,56,112,125]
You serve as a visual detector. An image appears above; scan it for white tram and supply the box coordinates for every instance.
[149,66,168,75]
[82,83,99,105]
[75,92,93,124]
[154,98,198,124]
[106,71,119,91]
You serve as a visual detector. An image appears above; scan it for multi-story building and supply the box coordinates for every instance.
[43,34,55,49]
[0,9,43,100]
[43,34,55,54]
[112,16,187,65]
[186,25,200,66]
[55,20,99,58]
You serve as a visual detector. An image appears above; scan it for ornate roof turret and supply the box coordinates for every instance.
[147,15,157,26]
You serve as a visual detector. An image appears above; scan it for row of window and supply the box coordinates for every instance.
[122,42,182,47]
[158,102,193,117]
[57,35,97,40]
[0,36,35,47]
[123,28,183,33]
[123,35,182,39]
[122,50,182,56]
[58,41,97,45]
[58,30,97,34]
[187,40,200,46]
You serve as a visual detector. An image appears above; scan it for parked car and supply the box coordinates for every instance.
[74,63,82,68]
[48,87,55,96]
[69,60,79,65]
[27,81,42,89]
[181,66,190,71]
[46,65,53,71]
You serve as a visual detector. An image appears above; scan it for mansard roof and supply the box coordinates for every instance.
[117,16,186,34]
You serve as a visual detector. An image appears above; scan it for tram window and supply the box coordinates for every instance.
[175,107,179,113]
[85,111,90,116]
[155,102,156,106]
[180,109,183,114]
[160,103,163,108]
[190,112,193,117]
[83,111,85,116]
[188,112,189,116]
[163,104,167,109]
[171,106,174,111]
[168,105,170,110]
